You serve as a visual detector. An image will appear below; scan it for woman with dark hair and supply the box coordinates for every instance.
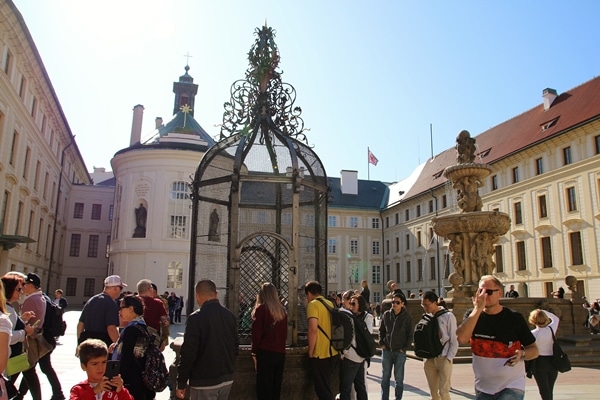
[251,282,287,400]
[1,273,41,400]
[110,294,154,400]
[529,309,559,400]
[0,279,15,399]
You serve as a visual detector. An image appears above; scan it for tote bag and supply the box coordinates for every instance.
[549,326,571,373]
[6,352,31,376]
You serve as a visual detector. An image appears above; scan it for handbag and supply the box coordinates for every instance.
[6,352,31,376]
[26,331,55,366]
[549,326,571,373]
[1,375,19,399]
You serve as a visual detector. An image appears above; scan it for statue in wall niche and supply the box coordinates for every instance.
[449,233,465,277]
[455,176,483,212]
[133,203,147,238]
[208,208,220,242]
[455,129,477,164]
[471,232,496,281]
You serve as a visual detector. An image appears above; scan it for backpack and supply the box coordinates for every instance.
[134,324,169,392]
[315,298,353,352]
[352,313,376,359]
[43,294,65,338]
[413,309,448,359]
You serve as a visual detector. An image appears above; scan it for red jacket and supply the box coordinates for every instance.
[69,380,133,400]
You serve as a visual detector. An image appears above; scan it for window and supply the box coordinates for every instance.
[395,213,399,224]
[416,205,421,217]
[88,235,99,257]
[536,158,543,175]
[385,240,390,255]
[372,240,380,255]
[65,278,77,297]
[23,147,31,179]
[31,97,37,118]
[512,167,520,184]
[14,201,23,235]
[305,237,315,253]
[3,51,12,75]
[405,234,410,250]
[541,237,553,268]
[257,211,267,224]
[566,187,577,212]
[373,291,381,304]
[328,216,337,227]
[73,203,84,219]
[26,210,34,249]
[105,235,111,258]
[570,232,584,265]
[385,216,389,228]
[170,215,187,238]
[349,216,358,228]
[69,234,81,257]
[34,161,41,190]
[91,204,102,220]
[395,263,400,282]
[495,245,503,273]
[305,214,314,226]
[405,209,409,221]
[516,241,526,271]
[350,239,358,255]
[171,181,189,200]
[405,261,411,282]
[595,135,600,155]
[491,175,498,190]
[430,256,436,280]
[563,147,572,165]
[167,261,184,289]
[417,259,423,281]
[109,205,114,221]
[429,199,434,213]
[282,212,291,225]
[43,172,49,199]
[371,218,380,229]
[442,194,447,208]
[9,131,18,166]
[84,278,95,297]
[395,237,399,252]
[328,239,337,254]
[350,264,359,284]
[514,202,523,225]
[417,231,422,247]
[19,76,26,99]
[538,195,548,218]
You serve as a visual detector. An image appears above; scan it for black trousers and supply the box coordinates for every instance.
[533,355,558,400]
[309,355,339,400]
[256,349,285,400]
[12,366,42,400]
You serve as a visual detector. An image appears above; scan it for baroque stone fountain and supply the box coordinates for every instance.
[432,130,511,299]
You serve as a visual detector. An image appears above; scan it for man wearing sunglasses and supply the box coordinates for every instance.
[379,290,412,400]
[456,275,539,400]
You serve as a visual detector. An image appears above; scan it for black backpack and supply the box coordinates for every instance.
[352,313,376,359]
[43,294,65,338]
[413,309,448,359]
[316,298,353,352]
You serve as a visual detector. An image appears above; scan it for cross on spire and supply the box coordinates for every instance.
[184,52,193,65]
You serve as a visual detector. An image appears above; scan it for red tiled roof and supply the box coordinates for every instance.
[403,76,600,200]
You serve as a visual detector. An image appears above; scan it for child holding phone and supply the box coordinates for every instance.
[70,339,133,400]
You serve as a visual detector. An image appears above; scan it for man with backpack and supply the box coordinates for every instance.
[379,290,412,400]
[419,291,458,400]
[22,273,66,400]
[338,290,368,400]
[305,280,339,400]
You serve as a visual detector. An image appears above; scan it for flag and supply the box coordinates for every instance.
[368,149,379,166]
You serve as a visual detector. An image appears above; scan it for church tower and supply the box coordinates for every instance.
[172,65,198,116]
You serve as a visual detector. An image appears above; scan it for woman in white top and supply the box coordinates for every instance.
[0,279,15,400]
[529,309,559,400]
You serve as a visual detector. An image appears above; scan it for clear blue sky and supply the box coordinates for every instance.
[13,0,600,183]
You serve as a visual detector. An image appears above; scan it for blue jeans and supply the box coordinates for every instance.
[475,388,525,400]
[381,349,406,399]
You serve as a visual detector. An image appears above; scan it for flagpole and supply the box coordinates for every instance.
[367,147,370,180]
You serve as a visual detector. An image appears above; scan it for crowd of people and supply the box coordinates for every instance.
[0,271,585,400]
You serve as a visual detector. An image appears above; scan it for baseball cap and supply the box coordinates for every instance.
[25,273,41,288]
[392,289,407,303]
[104,275,127,288]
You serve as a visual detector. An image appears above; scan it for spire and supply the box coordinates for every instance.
[172,64,198,116]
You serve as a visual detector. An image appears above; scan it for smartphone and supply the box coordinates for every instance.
[105,360,120,379]
[31,320,41,328]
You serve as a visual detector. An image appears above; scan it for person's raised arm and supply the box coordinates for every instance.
[456,288,486,344]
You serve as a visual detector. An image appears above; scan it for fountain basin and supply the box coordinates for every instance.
[432,211,510,237]
[444,163,493,181]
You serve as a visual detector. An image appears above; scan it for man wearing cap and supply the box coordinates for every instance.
[22,273,65,400]
[77,275,125,347]
[379,291,412,400]
[138,279,169,351]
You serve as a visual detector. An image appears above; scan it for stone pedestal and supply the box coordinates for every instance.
[169,339,339,400]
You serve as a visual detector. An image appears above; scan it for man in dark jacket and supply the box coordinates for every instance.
[379,291,412,400]
[176,280,238,399]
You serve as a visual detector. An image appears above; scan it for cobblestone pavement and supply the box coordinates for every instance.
[28,311,600,399]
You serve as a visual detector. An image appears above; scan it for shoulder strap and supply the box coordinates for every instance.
[433,309,448,318]
[549,326,557,343]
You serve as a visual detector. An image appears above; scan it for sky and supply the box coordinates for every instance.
[12,0,600,184]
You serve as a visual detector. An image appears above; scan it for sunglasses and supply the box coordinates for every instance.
[16,287,23,292]
[484,289,500,296]
[392,301,402,305]
[349,302,356,306]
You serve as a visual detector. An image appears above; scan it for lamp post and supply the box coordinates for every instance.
[46,140,73,294]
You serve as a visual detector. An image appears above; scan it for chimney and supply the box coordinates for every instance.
[130,104,144,145]
[93,167,106,173]
[542,88,557,111]
[340,170,358,195]
[155,117,163,129]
